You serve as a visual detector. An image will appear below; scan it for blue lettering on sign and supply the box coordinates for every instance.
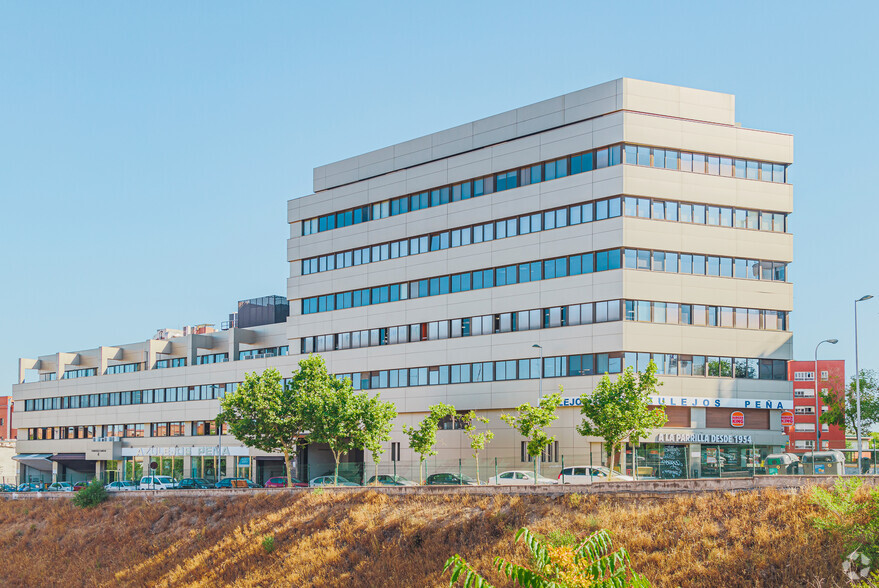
[714,399,721,407]
[756,401,762,409]
[744,401,751,408]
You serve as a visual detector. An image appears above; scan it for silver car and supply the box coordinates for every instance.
[557,466,634,484]
[488,470,557,485]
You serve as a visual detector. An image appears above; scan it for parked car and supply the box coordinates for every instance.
[365,474,418,486]
[488,470,557,485]
[17,482,44,492]
[138,476,179,490]
[73,481,89,491]
[263,476,308,488]
[47,482,74,492]
[105,481,139,492]
[215,477,261,489]
[0,483,17,492]
[309,475,359,487]
[557,466,634,484]
[177,478,213,489]
[425,473,478,486]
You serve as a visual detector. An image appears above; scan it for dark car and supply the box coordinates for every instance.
[0,483,16,492]
[178,478,213,489]
[215,477,261,489]
[263,476,308,488]
[425,473,478,486]
[16,482,43,492]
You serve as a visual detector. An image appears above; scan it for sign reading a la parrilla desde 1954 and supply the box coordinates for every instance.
[653,433,753,444]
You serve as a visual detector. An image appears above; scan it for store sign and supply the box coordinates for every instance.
[730,411,745,427]
[86,441,120,461]
[560,396,791,410]
[781,411,795,426]
[654,432,753,445]
[120,446,249,457]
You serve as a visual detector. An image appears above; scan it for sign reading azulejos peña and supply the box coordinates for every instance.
[653,432,753,444]
[120,446,249,457]
[560,395,792,410]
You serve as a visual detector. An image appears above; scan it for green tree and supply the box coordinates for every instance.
[444,527,651,588]
[820,370,879,434]
[501,393,561,481]
[462,411,494,484]
[299,371,372,486]
[577,361,667,480]
[217,366,307,488]
[361,394,398,485]
[402,403,456,484]
[72,479,108,508]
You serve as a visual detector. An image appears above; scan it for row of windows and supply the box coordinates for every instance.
[301,247,788,315]
[194,353,229,365]
[155,358,186,369]
[61,368,97,379]
[624,145,787,183]
[622,196,787,232]
[25,422,227,440]
[624,300,789,331]
[23,383,239,412]
[624,249,787,281]
[301,299,789,354]
[105,363,143,375]
[301,142,789,236]
[238,346,289,360]
[332,352,789,391]
[301,192,789,276]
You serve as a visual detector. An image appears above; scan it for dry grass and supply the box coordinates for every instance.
[0,488,850,587]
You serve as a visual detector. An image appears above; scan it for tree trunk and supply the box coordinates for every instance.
[607,442,617,481]
[419,459,424,485]
[283,447,292,488]
[332,449,341,486]
[374,454,380,486]
[475,454,480,485]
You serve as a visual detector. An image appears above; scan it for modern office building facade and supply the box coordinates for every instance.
[786,360,845,453]
[13,79,794,483]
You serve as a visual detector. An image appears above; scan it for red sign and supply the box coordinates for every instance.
[780,411,795,426]
[730,411,745,428]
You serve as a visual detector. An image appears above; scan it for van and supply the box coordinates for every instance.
[138,476,179,490]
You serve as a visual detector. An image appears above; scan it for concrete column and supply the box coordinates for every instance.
[52,461,59,483]
[690,444,702,478]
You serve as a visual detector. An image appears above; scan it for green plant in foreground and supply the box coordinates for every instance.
[72,479,108,508]
[262,535,275,554]
[444,527,651,588]
[811,478,879,564]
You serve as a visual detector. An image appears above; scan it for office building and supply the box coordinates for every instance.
[14,79,794,483]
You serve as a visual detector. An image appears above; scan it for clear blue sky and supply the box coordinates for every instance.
[2,1,878,391]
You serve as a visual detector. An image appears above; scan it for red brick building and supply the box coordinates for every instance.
[0,396,15,441]
[786,360,846,453]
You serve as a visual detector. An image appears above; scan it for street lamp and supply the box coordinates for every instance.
[855,295,873,473]
[532,344,543,481]
[814,338,838,471]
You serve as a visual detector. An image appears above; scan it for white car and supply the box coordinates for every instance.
[46,482,74,492]
[309,475,358,487]
[488,470,557,485]
[105,481,139,491]
[138,476,179,490]
[557,466,634,484]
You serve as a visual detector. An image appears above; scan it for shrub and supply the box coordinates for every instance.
[811,478,879,563]
[72,479,108,508]
[262,535,275,554]
[444,527,651,587]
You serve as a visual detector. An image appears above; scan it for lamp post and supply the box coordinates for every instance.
[855,295,873,474]
[532,344,543,481]
[814,338,838,472]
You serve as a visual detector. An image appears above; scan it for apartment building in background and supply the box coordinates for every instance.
[13,78,794,483]
[786,360,846,453]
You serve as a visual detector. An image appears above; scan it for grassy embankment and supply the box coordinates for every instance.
[0,487,854,587]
